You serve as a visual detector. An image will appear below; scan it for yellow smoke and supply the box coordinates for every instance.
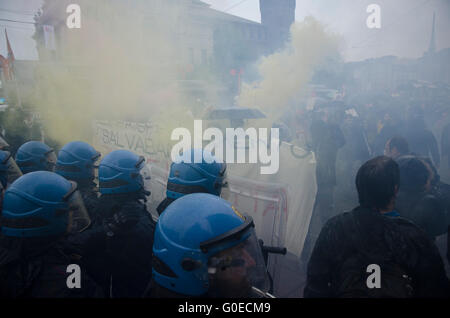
[31,0,205,150]
[237,17,340,126]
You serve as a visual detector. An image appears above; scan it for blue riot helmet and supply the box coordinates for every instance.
[152,193,270,297]
[1,171,91,238]
[55,141,101,183]
[0,150,22,188]
[167,149,228,200]
[98,150,149,195]
[15,141,57,174]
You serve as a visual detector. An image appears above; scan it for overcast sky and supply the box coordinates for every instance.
[204,0,450,61]
[0,0,449,61]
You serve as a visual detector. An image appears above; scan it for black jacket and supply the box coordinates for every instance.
[79,184,99,217]
[396,191,448,240]
[304,206,450,298]
[80,193,155,298]
[310,119,346,186]
[404,128,440,168]
[0,236,103,298]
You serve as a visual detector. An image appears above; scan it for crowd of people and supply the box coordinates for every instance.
[0,91,449,298]
[287,89,450,297]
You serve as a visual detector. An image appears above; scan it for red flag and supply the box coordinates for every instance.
[0,54,12,81]
[5,29,15,64]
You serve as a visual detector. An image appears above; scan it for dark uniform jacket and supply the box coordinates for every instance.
[79,184,99,216]
[79,193,155,298]
[304,206,450,298]
[0,236,103,298]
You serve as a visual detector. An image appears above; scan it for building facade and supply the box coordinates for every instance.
[33,0,296,101]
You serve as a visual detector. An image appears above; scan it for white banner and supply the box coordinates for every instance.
[93,120,170,170]
[93,120,317,296]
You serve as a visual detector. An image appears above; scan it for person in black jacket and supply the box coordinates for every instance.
[304,156,449,298]
[301,108,346,268]
[372,112,402,157]
[384,136,410,160]
[395,156,448,241]
[80,150,155,298]
[403,107,440,168]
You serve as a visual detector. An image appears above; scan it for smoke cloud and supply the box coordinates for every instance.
[237,17,340,123]
[31,0,207,150]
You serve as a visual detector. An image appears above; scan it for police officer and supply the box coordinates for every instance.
[15,141,57,174]
[81,149,155,298]
[55,141,101,214]
[0,171,103,298]
[147,193,271,298]
[156,149,228,215]
[0,150,22,189]
[54,141,102,262]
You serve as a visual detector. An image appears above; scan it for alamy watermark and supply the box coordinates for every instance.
[367,4,381,29]
[171,120,280,175]
[66,264,81,289]
[366,264,381,289]
[66,4,81,29]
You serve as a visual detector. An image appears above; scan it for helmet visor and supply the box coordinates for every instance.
[5,156,22,185]
[65,187,91,233]
[207,229,270,298]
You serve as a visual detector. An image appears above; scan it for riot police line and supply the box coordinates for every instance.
[0,137,448,301]
[0,139,278,298]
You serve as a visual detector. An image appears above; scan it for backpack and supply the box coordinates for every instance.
[334,212,415,298]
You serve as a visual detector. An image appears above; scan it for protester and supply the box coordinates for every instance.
[304,156,450,298]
